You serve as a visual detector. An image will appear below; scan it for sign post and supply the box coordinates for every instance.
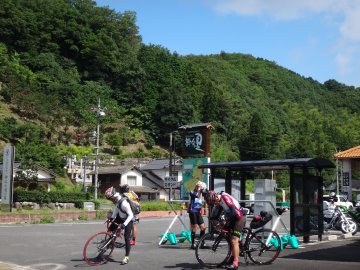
[178,123,213,200]
[1,146,15,212]
[164,176,177,200]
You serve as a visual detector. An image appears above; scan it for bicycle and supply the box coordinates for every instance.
[83,220,124,266]
[195,215,281,268]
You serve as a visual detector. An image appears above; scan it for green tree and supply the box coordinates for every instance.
[15,159,38,190]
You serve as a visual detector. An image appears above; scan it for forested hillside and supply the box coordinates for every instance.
[0,0,359,181]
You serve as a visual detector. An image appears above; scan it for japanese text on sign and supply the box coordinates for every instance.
[164,176,177,189]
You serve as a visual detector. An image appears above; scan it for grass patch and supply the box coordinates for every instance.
[40,216,55,223]
[0,201,182,220]
[78,213,89,221]
[141,201,181,211]
[0,209,86,215]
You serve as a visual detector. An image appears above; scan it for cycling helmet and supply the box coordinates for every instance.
[329,192,336,198]
[104,186,116,199]
[196,181,207,190]
[120,184,129,193]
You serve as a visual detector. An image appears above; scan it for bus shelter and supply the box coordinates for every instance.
[198,158,335,243]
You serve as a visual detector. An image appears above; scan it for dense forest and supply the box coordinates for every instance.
[0,0,359,185]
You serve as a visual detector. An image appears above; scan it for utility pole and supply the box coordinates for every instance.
[93,98,105,200]
[82,155,87,191]
[169,132,173,200]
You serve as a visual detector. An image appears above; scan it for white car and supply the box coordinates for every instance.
[323,194,353,210]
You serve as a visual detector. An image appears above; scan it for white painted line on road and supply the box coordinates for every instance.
[27,263,67,270]
[0,261,35,270]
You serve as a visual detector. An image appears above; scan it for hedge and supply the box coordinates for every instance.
[13,189,179,211]
[14,189,87,204]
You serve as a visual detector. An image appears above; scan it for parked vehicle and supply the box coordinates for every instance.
[296,205,357,235]
[323,205,357,235]
[323,194,353,210]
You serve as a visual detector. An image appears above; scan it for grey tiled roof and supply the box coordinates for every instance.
[97,165,139,175]
[141,158,182,170]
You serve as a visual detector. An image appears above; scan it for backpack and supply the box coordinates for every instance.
[118,195,141,215]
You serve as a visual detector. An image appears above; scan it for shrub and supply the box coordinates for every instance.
[96,210,108,220]
[140,201,181,211]
[14,188,87,204]
[78,213,88,221]
[39,216,55,223]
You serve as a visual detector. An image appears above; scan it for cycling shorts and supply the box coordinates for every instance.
[189,212,204,225]
[229,216,246,238]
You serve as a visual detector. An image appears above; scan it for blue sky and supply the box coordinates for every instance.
[95,0,360,87]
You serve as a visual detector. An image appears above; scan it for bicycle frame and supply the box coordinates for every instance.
[196,222,281,267]
[83,221,124,266]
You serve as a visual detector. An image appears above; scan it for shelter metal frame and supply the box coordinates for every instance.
[198,158,335,243]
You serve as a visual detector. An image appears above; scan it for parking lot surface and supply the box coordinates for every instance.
[0,213,359,270]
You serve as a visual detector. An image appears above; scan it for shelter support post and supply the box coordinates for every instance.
[225,170,232,194]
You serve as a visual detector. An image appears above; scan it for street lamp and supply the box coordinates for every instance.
[93,98,106,200]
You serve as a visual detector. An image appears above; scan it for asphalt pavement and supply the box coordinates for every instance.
[0,212,359,270]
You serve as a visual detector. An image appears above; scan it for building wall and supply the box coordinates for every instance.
[120,170,143,186]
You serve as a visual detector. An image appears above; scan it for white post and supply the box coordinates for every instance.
[94,113,100,200]
[336,159,339,196]
[94,98,104,200]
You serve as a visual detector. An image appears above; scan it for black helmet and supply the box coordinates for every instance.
[104,186,116,199]
[204,190,217,206]
[120,184,129,193]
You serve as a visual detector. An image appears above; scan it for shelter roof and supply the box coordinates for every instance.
[198,158,335,171]
[334,145,360,159]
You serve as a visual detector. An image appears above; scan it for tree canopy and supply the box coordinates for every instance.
[0,0,359,186]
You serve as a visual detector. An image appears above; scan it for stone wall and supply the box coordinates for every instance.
[14,202,77,210]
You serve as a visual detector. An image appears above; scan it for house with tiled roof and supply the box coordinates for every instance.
[0,162,58,192]
[334,145,360,159]
[334,145,360,200]
[140,158,183,201]
[96,165,159,201]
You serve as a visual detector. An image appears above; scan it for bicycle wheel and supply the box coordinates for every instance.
[83,231,115,266]
[246,229,281,265]
[195,232,231,268]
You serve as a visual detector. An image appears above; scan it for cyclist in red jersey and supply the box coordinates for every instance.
[205,190,246,270]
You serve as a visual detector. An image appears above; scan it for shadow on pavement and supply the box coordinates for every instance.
[282,238,360,263]
[163,262,203,269]
[159,245,192,250]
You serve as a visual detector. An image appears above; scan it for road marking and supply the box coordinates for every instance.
[0,261,35,270]
[27,263,67,270]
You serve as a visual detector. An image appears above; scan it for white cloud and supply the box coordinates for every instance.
[339,5,360,41]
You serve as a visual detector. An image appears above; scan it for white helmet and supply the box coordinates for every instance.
[196,181,207,189]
